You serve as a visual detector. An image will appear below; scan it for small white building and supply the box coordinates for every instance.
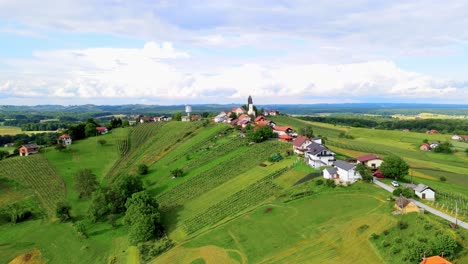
[96,127,108,135]
[451,135,461,140]
[214,112,228,123]
[323,160,361,183]
[413,184,435,200]
[311,137,322,144]
[181,116,190,122]
[356,154,383,169]
[304,142,336,168]
[57,134,72,146]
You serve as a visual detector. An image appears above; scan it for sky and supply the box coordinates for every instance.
[0,0,468,105]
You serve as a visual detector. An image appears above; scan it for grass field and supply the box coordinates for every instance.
[0,126,53,135]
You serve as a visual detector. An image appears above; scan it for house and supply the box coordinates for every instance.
[238,119,250,128]
[413,184,435,200]
[4,143,14,148]
[238,114,251,122]
[402,129,410,132]
[181,116,190,122]
[293,135,312,155]
[128,120,137,126]
[139,116,152,123]
[420,143,431,151]
[214,112,228,123]
[273,126,293,136]
[254,115,266,123]
[451,135,461,140]
[430,142,440,149]
[356,154,382,169]
[57,134,72,146]
[19,144,39,156]
[394,196,420,214]
[190,114,202,121]
[420,256,452,264]
[96,127,108,135]
[426,129,438,134]
[154,115,169,122]
[232,107,246,115]
[311,137,322,144]
[268,110,279,116]
[256,120,270,127]
[323,160,361,183]
[304,142,336,168]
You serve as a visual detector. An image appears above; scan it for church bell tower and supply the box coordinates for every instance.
[247,95,255,116]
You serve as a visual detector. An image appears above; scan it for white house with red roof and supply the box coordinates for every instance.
[273,126,293,136]
[57,134,72,146]
[232,107,246,115]
[293,135,312,155]
[96,127,108,135]
[356,154,382,169]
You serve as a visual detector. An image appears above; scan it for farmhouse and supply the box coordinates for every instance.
[19,144,39,156]
[426,129,438,134]
[254,115,266,123]
[451,135,461,140]
[214,111,228,123]
[273,126,293,136]
[279,134,293,142]
[413,184,435,200]
[190,114,202,121]
[430,142,440,149]
[394,196,420,214]
[238,114,251,122]
[263,110,278,116]
[57,134,72,146]
[420,256,452,264]
[323,160,361,183]
[452,135,468,141]
[356,154,382,169]
[311,137,322,144]
[96,127,108,135]
[420,143,431,151]
[304,142,336,168]
[232,107,246,115]
[292,135,312,155]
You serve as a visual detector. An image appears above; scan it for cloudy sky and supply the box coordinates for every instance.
[1,0,468,105]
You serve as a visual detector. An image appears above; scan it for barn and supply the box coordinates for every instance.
[19,144,39,156]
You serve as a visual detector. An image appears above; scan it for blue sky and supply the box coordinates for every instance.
[0,0,467,105]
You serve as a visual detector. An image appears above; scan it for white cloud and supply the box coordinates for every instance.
[0,42,465,104]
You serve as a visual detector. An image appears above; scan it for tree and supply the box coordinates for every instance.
[248,126,275,143]
[201,112,210,118]
[379,155,409,180]
[85,123,97,137]
[393,187,414,198]
[299,126,314,138]
[124,191,163,245]
[56,202,72,222]
[55,144,66,152]
[0,150,9,160]
[97,139,107,146]
[172,112,182,121]
[74,221,88,238]
[356,163,373,182]
[74,169,98,198]
[433,142,453,154]
[170,168,183,178]
[137,164,149,175]
[123,120,130,127]
[229,112,237,119]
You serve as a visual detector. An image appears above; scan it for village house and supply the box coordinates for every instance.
[96,127,108,135]
[402,128,410,132]
[272,126,293,136]
[292,135,312,155]
[311,137,322,144]
[214,111,228,123]
[190,114,202,121]
[323,160,361,183]
[238,114,251,122]
[57,134,72,146]
[356,154,382,170]
[263,110,278,116]
[420,256,452,264]
[430,141,440,149]
[279,134,293,142]
[254,115,266,123]
[304,142,336,168]
[426,129,438,134]
[19,144,39,156]
[420,143,431,151]
[181,115,190,122]
[451,134,468,141]
[394,196,420,214]
[413,184,435,200]
[128,120,137,126]
[232,107,246,115]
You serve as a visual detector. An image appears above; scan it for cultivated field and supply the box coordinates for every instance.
[0,126,53,135]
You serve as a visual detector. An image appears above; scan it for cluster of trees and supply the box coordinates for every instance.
[379,155,409,180]
[246,125,277,143]
[299,116,468,134]
[0,133,58,146]
[67,118,104,140]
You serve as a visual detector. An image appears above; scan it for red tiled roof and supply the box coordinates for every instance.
[280,134,293,139]
[255,115,265,122]
[357,154,381,162]
[293,135,310,147]
[274,126,293,132]
[420,256,452,264]
[58,134,71,139]
[256,120,270,127]
[96,126,108,131]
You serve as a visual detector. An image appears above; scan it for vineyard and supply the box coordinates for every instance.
[430,191,468,221]
[182,167,289,234]
[0,155,66,217]
[157,141,290,210]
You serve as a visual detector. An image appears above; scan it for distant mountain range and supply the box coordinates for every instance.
[0,103,467,115]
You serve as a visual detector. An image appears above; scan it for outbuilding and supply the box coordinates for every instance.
[413,184,435,200]
[19,144,39,156]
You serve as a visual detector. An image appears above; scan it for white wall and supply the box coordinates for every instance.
[416,189,435,200]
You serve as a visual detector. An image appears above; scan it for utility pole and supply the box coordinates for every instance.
[455,201,459,227]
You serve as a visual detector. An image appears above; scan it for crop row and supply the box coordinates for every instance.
[326,140,391,155]
[157,141,289,210]
[183,167,289,234]
[0,155,66,216]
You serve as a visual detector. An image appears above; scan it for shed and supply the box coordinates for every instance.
[413,184,435,200]
[19,144,39,156]
[394,196,419,214]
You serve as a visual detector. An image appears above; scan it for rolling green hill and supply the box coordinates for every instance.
[0,118,467,264]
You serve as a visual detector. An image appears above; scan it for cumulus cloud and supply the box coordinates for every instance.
[0,42,465,104]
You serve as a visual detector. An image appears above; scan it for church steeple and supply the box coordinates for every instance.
[247,95,255,116]
[248,95,253,105]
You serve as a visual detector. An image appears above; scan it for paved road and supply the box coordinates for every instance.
[372,178,468,229]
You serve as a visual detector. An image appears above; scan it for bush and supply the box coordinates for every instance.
[390,246,401,254]
[370,233,379,240]
[394,238,402,243]
[138,238,174,262]
[97,139,107,146]
[325,179,336,188]
[381,240,391,247]
[137,164,149,175]
[383,229,390,235]
[74,221,88,238]
[56,202,72,222]
[315,179,324,185]
[357,224,370,233]
[423,223,432,230]
[397,220,408,230]
[440,176,447,182]
[170,168,184,178]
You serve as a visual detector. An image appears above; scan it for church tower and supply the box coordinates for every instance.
[247,95,255,116]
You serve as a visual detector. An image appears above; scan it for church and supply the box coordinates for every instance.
[247,95,256,116]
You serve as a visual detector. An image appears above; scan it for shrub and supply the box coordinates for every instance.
[423,223,432,230]
[97,139,107,146]
[397,220,408,230]
[137,164,149,175]
[170,168,184,178]
[74,221,88,238]
[394,238,402,243]
[370,233,379,240]
[391,246,401,254]
[325,179,336,188]
[138,238,174,262]
[440,176,447,182]
[357,224,370,233]
[381,240,391,247]
[315,179,324,185]
[56,202,72,222]
[383,229,390,235]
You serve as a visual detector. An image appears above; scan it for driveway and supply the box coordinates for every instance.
[372,178,467,229]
